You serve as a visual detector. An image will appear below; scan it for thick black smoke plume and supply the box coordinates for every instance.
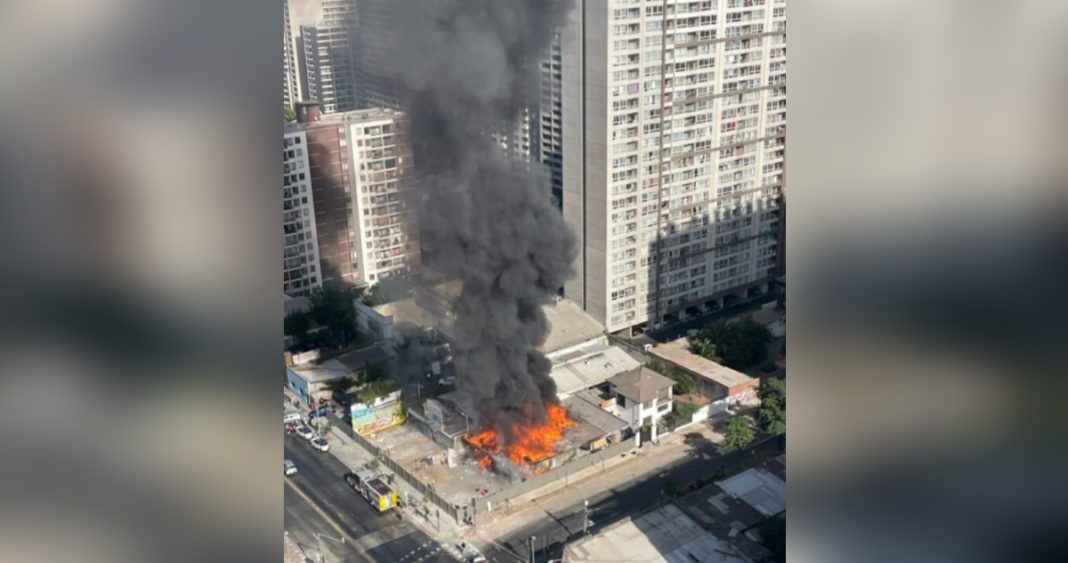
[377,0,576,439]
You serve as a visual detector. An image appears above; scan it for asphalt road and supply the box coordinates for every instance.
[480,433,785,563]
[284,433,448,562]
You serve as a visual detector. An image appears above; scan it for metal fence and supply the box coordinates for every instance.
[326,410,636,525]
[473,439,636,517]
[328,412,461,523]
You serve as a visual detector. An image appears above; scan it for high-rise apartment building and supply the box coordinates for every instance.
[536,31,565,207]
[283,127,321,295]
[287,102,419,289]
[301,0,359,114]
[562,0,786,333]
[284,0,300,109]
[353,0,538,167]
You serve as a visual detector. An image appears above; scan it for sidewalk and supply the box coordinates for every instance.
[287,386,748,559]
[285,386,473,561]
[466,420,727,547]
[323,416,471,561]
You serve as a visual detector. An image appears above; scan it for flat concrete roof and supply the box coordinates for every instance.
[288,358,350,383]
[562,395,630,437]
[716,468,786,517]
[335,344,392,372]
[374,297,441,328]
[373,290,604,356]
[550,345,640,397]
[285,107,405,132]
[649,337,755,389]
[541,299,605,355]
[564,503,748,563]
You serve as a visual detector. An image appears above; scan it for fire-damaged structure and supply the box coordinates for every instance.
[407,389,631,478]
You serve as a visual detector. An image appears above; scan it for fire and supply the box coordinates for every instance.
[466,403,576,467]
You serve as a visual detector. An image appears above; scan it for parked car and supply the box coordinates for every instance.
[295,425,314,440]
[309,404,333,418]
[332,390,352,407]
[310,437,330,452]
[284,411,303,425]
[284,459,297,476]
[438,376,456,386]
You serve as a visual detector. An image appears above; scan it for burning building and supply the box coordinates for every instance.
[409,390,629,478]
[464,402,576,472]
[372,0,578,457]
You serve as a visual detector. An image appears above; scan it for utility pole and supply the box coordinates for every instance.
[585,499,591,530]
[529,535,536,563]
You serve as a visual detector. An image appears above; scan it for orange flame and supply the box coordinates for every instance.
[466,403,576,466]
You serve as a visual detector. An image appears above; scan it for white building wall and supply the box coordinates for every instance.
[345,112,419,286]
[562,0,786,333]
[283,130,321,295]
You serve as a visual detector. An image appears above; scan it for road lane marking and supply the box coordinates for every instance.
[284,478,358,545]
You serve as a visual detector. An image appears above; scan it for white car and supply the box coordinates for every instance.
[284,412,303,424]
[310,437,330,453]
[439,376,456,386]
[295,425,314,440]
[284,459,297,476]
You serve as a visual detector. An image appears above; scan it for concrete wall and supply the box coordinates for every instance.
[353,299,397,343]
[471,436,637,519]
[286,367,311,402]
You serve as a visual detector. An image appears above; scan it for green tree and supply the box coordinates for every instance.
[690,317,771,370]
[673,371,696,395]
[757,515,786,562]
[675,400,698,421]
[309,286,358,348]
[362,277,413,306]
[756,377,786,435]
[364,361,389,383]
[723,415,755,450]
[283,106,296,122]
[647,359,695,395]
[357,379,398,404]
[283,311,311,337]
[324,376,357,395]
[687,337,720,362]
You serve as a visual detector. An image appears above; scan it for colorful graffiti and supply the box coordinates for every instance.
[351,400,406,436]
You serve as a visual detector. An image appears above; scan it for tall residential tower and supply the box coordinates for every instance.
[284,0,300,109]
[287,102,419,289]
[301,0,359,114]
[562,0,786,333]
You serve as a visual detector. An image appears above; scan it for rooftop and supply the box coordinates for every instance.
[372,282,604,356]
[335,344,392,372]
[550,345,640,397]
[283,293,311,317]
[608,367,675,403]
[374,297,442,329]
[561,394,630,437]
[649,338,755,389]
[541,299,605,356]
[284,107,404,132]
[563,503,747,563]
[288,358,349,383]
[716,468,786,517]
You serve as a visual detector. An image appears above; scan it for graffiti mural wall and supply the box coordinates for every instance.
[351,395,406,436]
